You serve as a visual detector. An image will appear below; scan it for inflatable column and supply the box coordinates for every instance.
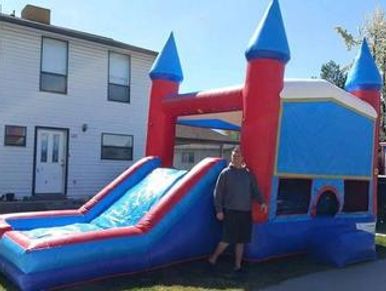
[345,39,383,214]
[240,0,290,222]
[146,33,183,167]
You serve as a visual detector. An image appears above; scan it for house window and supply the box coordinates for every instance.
[4,125,27,147]
[181,152,195,163]
[276,178,312,216]
[101,133,133,160]
[108,52,130,103]
[342,180,369,212]
[40,37,68,94]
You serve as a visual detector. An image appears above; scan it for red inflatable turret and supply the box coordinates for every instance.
[345,39,383,214]
[146,33,184,167]
[241,0,290,222]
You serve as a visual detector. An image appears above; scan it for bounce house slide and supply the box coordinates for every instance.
[0,156,226,291]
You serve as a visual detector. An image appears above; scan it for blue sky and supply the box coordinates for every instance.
[2,0,385,92]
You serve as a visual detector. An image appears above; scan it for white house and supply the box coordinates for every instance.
[0,5,156,200]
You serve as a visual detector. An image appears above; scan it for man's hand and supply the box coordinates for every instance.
[260,203,268,213]
[216,212,224,221]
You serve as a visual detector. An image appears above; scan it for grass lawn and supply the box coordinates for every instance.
[1,225,386,291]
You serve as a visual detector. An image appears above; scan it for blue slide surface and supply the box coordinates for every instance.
[0,157,226,290]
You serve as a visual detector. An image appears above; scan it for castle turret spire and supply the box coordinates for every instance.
[345,38,382,92]
[149,32,183,83]
[245,0,290,63]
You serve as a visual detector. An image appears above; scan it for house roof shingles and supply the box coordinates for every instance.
[0,13,157,56]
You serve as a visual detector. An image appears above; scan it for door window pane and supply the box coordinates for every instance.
[40,133,48,163]
[52,134,60,163]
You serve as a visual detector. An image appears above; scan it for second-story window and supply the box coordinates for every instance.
[108,52,130,103]
[40,37,68,94]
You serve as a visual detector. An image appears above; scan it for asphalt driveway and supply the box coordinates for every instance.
[264,258,386,291]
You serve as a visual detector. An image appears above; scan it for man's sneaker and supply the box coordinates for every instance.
[206,259,217,272]
[233,267,246,274]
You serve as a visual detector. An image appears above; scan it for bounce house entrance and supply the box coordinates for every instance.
[314,190,340,217]
[174,119,240,170]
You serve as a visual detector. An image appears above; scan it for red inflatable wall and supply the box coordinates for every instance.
[241,59,285,222]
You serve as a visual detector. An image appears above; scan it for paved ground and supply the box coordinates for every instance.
[264,258,386,291]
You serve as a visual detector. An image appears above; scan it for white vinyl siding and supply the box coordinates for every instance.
[0,22,155,199]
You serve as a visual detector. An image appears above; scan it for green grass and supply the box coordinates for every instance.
[376,234,386,247]
[1,225,386,291]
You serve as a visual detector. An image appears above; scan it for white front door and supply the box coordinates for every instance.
[35,128,67,194]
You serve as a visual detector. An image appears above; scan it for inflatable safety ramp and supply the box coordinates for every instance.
[308,221,376,267]
[0,156,226,290]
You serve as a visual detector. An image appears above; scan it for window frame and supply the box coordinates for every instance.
[40,36,69,94]
[4,125,27,147]
[181,151,195,164]
[107,51,131,103]
[101,133,134,161]
[276,177,312,216]
[342,180,370,213]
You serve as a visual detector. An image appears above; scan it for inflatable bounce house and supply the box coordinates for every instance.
[0,0,383,290]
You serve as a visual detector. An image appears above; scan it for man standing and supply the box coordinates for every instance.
[208,146,267,272]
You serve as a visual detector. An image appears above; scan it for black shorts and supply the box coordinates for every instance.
[222,209,252,244]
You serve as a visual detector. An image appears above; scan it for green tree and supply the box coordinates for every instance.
[336,7,386,140]
[320,60,347,89]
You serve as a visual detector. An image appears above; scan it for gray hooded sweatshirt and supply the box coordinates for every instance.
[214,165,265,213]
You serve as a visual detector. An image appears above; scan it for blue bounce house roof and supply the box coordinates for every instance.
[245,0,290,63]
[149,32,184,83]
[345,39,382,91]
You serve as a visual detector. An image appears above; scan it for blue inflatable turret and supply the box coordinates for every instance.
[149,32,184,83]
[345,38,382,92]
[245,0,290,63]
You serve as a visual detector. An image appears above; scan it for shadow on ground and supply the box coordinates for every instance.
[58,255,331,291]
[63,247,386,291]
[2,239,386,290]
